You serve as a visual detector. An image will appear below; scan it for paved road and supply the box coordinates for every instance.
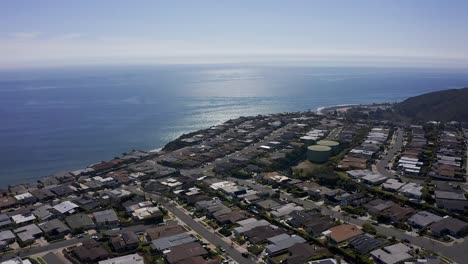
[123,186,253,264]
[0,224,152,261]
[142,192,254,264]
[165,202,255,264]
[376,127,403,178]
[230,177,466,263]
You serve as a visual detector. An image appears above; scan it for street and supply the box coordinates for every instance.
[376,127,403,178]
[230,177,467,263]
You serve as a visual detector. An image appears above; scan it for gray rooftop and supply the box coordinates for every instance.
[150,232,196,251]
[371,243,412,264]
[0,230,15,242]
[265,234,306,255]
[234,218,270,234]
[14,224,43,243]
[39,219,70,234]
[98,253,144,264]
[0,213,12,228]
[408,211,443,228]
[93,209,119,224]
[32,205,53,221]
[435,191,466,201]
[65,213,95,230]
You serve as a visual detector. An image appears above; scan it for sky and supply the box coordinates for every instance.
[1,0,468,69]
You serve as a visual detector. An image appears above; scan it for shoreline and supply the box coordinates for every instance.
[3,102,394,189]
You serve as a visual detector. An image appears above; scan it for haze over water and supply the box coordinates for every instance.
[1,64,468,186]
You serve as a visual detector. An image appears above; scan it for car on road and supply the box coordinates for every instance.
[242,252,249,258]
[219,246,226,252]
[91,235,99,240]
[76,234,84,238]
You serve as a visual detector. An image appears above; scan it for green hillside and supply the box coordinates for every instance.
[395,87,468,122]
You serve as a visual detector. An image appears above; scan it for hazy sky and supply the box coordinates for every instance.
[2,0,468,69]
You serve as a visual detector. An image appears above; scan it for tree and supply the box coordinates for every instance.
[362,223,377,235]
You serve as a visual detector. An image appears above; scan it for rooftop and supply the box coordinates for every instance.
[93,209,119,224]
[151,232,196,251]
[98,253,144,264]
[327,224,363,243]
[408,211,443,228]
[371,243,412,264]
[265,234,307,255]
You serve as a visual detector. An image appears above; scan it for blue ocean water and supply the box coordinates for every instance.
[1,64,468,186]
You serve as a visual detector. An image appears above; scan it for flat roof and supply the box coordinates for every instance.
[308,145,331,151]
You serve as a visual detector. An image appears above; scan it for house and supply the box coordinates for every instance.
[30,188,56,201]
[370,243,412,264]
[93,209,119,228]
[0,230,16,244]
[52,201,79,215]
[429,217,468,238]
[98,253,144,264]
[65,213,95,231]
[14,193,37,204]
[71,239,109,263]
[285,243,329,264]
[110,231,139,252]
[325,224,363,244]
[265,234,306,256]
[214,211,248,225]
[0,257,33,264]
[32,205,54,221]
[233,218,270,235]
[146,224,186,241]
[407,211,443,229]
[398,183,423,199]
[14,224,43,244]
[381,178,404,192]
[335,192,366,206]
[361,173,387,186]
[0,214,12,229]
[347,234,383,254]
[243,225,286,243]
[382,204,415,223]
[435,199,468,213]
[259,172,290,185]
[42,252,66,264]
[74,197,100,211]
[11,213,36,225]
[151,232,196,251]
[39,219,70,239]
[256,199,282,211]
[434,186,468,212]
[0,196,17,209]
[48,184,74,197]
[365,200,415,223]
[286,210,320,228]
[271,203,304,218]
[165,242,208,264]
[132,206,162,221]
[304,216,334,237]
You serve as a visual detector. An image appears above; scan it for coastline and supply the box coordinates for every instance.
[3,103,389,189]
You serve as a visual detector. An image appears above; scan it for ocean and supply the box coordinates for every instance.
[1,64,468,186]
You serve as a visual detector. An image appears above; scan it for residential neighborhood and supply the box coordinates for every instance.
[0,107,467,264]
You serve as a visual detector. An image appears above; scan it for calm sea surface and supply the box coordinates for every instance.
[1,64,468,186]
